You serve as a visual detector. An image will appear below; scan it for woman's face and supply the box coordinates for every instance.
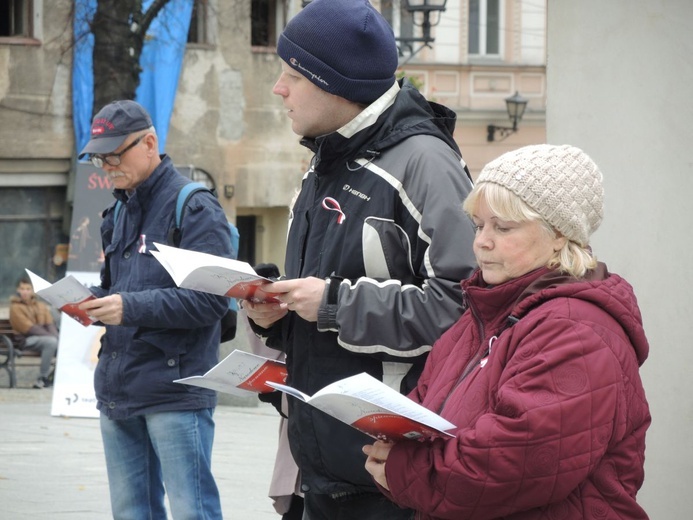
[471,197,566,285]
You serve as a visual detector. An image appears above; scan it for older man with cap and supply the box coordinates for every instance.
[242,0,477,518]
[77,100,233,520]
[363,144,651,519]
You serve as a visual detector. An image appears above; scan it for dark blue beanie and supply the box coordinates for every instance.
[277,0,398,104]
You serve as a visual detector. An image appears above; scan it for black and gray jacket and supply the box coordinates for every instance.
[258,79,477,496]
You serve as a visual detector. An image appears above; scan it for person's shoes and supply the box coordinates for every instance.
[33,377,51,389]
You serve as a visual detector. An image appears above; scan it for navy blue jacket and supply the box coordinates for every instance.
[92,155,232,419]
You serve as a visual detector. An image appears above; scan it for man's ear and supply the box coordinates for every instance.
[143,132,158,156]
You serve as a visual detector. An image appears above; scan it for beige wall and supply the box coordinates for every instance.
[166,1,304,269]
[0,0,548,271]
[548,1,693,517]
[0,0,72,182]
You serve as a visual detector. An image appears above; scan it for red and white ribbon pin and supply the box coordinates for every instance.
[321,197,346,224]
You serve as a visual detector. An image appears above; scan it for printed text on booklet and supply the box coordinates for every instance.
[268,372,456,442]
[151,243,280,303]
[25,269,96,326]
[174,349,287,397]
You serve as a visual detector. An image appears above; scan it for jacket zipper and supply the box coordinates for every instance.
[435,312,520,416]
[436,299,487,415]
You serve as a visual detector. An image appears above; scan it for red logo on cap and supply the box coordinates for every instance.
[91,118,115,136]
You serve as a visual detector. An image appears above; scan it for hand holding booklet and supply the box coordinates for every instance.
[267,372,456,442]
[174,349,287,397]
[151,243,280,302]
[25,269,96,326]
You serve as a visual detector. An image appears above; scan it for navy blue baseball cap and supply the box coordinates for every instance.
[78,100,153,158]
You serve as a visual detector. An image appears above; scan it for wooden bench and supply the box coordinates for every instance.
[0,318,48,388]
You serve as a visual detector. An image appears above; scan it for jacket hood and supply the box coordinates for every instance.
[302,79,465,173]
[464,263,649,366]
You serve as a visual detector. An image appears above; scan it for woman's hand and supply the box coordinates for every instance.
[363,440,394,490]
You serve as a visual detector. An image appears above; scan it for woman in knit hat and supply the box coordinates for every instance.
[364,144,651,519]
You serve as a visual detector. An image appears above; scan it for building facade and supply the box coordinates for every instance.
[0,0,546,300]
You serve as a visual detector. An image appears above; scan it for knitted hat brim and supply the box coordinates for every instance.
[278,33,396,104]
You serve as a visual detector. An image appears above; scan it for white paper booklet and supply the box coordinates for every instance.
[25,269,96,326]
[174,349,288,397]
[267,372,456,442]
[151,243,280,303]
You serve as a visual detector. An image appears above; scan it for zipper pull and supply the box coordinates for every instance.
[479,336,497,368]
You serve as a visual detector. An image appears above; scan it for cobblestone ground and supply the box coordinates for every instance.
[0,362,281,520]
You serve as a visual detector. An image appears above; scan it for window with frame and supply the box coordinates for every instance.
[251,0,287,48]
[0,0,31,38]
[187,0,209,45]
[468,0,500,56]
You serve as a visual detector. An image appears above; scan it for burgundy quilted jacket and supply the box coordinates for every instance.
[383,264,650,519]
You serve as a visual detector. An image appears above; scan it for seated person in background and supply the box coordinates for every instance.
[363,144,651,519]
[9,276,59,389]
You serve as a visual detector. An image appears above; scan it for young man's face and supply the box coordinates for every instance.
[272,60,362,138]
[17,282,34,303]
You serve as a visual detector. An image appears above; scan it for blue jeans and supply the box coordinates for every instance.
[100,409,222,520]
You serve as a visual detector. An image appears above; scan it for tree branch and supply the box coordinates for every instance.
[137,0,172,38]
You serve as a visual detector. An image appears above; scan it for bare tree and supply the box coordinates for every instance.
[90,0,171,114]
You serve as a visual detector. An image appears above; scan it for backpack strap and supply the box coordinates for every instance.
[113,200,123,224]
[169,182,213,247]
[175,182,211,228]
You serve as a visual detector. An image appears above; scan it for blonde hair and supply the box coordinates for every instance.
[463,182,597,278]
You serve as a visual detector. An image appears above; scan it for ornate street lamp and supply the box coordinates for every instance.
[396,0,448,63]
[487,91,529,142]
[300,1,448,64]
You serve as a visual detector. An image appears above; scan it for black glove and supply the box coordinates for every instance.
[258,391,287,418]
[254,263,281,280]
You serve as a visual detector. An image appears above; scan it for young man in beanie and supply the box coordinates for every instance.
[363,144,651,519]
[77,100,233,519]
[243,1,477,517]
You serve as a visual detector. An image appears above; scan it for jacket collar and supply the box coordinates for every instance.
[112,154,173,206]
[462,267,555,333]
[301,78,461,173]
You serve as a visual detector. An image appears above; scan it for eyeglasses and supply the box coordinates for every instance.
[90,135,144,168]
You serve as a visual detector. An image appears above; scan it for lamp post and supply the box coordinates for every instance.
[397,0,448,63]
[487,91,529,142]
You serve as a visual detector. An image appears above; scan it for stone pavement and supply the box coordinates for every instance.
[0,385,283,519]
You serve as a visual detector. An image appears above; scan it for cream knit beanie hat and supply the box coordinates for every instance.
[476,144,604,246]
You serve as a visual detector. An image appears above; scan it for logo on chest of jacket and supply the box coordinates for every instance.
[343,184,371,202]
